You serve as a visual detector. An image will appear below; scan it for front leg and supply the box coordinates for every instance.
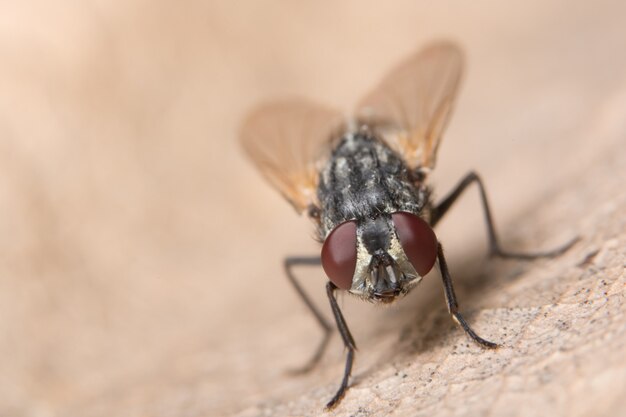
[436,242,498,348]
[431,171,578,259]
[325,282,357,410]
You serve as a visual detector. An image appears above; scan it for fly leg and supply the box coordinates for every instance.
[284,256,333,374]
[325,282,356,409]
[437,242,498,348]
[430,171,578,259]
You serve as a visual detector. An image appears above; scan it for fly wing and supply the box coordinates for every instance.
[356,41,464,172]
[240,99,345,214]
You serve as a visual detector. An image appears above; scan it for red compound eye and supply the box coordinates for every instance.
[321,221,357,290]
[391,212,438,277]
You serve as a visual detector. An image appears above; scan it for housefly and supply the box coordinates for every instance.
[240,41,577,409]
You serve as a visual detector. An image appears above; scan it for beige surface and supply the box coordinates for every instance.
[0,2,625,417]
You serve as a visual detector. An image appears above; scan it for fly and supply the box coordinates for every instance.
[239,41,577,409]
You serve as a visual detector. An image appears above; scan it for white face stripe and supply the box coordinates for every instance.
[387,265,397,284]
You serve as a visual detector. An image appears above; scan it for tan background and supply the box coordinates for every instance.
[0,1,625,416]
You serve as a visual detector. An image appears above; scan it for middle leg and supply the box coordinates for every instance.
[430,171,577,259]
[284,256,333,374]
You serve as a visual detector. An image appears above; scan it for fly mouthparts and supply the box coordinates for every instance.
[369,256,406,298]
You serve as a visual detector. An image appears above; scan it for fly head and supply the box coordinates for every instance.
[321,212,438,303]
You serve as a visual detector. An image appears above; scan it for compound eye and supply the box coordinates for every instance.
[391,212,438,276]
[321,221,357,290]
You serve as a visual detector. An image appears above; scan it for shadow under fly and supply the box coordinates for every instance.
[240,41,577,409]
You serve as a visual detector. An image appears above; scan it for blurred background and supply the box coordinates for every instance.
[0,1,624,416]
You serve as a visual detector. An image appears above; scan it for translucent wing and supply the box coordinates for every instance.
[357,41,464,172]
[240,99,345,214]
